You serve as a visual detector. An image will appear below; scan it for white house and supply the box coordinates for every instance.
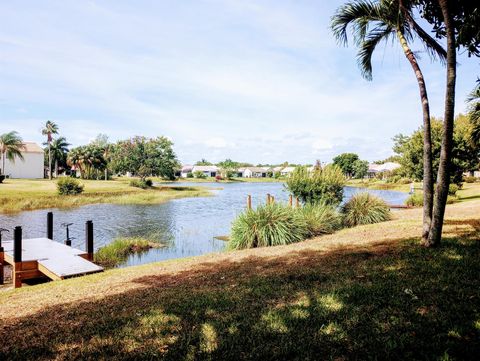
[238,167,268,178]
[367,162,401,178]
[180,165,193,178]
[2,142,44,179]
[280,166,296,176]
[192,165,219,177]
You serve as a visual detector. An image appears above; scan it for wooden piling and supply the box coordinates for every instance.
[47,212,53,240]
[295,197,300,208]
[0,242,4,286]
[86,221,94,261]
[266,193,271,204]
[13,226,22,288]
[271,195,275,204]
[247,195,252,210]
[289,195,293,207]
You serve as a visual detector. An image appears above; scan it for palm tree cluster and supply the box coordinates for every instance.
[67,145,108,180]
[0,131,25,178]
[41,121,70,179]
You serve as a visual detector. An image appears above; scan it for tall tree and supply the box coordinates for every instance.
[332,153,359,177]
[467,81,480,146]
[331,0,446,242]
[41,120,59,180]
[417,0,480,246]
[47,137,70,177]
[0,131,25,176]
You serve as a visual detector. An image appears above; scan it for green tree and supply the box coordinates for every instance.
[332,153,359,177]
[110,136,178,180]
[467,81,480,146]
[417,0,480,246]
[195,159,212,166]
[48,137,70,178]
[0,131,25,177]
[285,165,346,205]
[41,120,58,180]
[352,159,369,179]
[332,0,446,242]
[68,145,107,180]
[217,159,239,178]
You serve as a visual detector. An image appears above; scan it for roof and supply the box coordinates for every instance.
[192,165,219,172]
[22,142,44,154]
[368,162,401,172]
[239,167,268,173]
[281,166,296,172]
[181,165,193,172]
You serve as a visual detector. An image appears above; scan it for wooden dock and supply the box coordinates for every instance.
[0,214,103,288]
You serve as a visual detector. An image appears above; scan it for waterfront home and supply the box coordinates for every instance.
[1,142,44,179]
[280,166,296,176]
[367,162,401,178]
[238,167,268,178]
[192,165,219,177]
[180,165,193,178]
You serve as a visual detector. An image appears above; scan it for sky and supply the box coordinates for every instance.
[0,0,478,165]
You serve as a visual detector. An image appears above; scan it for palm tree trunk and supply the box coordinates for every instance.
[397,30,434,242]
[55,159,59,178]
[2,152,5,176]
[48,142,52,180]
[426,0,456,247]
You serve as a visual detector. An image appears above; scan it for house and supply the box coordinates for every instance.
[367,162,401,178]
[238,167,268,178]
[179,165,193,178]
[1,142,44,179]
[280,166,296,176]
[191,165,219,177]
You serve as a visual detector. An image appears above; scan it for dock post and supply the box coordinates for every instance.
[266,193,271,204]
[0,232,3,285]
[289,195,293,207]
[271,195,275,204]
[13,226,22,288]
[247,195,252,210]
[86,220,94,261]
[47,212,53,240]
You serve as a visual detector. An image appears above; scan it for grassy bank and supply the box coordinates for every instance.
[0,179,211,213]
[347,178,416,192]
[1,200,479,359]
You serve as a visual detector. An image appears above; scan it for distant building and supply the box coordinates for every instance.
[192,165,219,177]
[180,165,193,178]
[238,167,268,178]
[280,166,296,176]
[2,142,44,179]
[367,162,401,178]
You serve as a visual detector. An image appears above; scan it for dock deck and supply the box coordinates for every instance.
[1,237,103,287]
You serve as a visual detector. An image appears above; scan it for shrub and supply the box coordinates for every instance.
[95,237,155,268]
[0,175,5,184]
[299,203,343,236]
[405,193,423,207]
[448,183,459,196]
[129,179,150,189]
[464,176,477,183]
[186,172,194,178]
[342,192,391,227]
[398,177,412,184]
[145,179,153,187]
[193,171,207,179]
[229,203,308,250]
[57,177,84,195]
[285,165,345,206]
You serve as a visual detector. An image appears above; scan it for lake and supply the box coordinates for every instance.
[0,182,408,267]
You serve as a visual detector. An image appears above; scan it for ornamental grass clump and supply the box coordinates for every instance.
[95,237,161,268]
[57,177,84,195]
[300,203,343,236]
[229,203,308,250]
[341,192,391,227]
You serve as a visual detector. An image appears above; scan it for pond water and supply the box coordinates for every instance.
[0,182,407,267]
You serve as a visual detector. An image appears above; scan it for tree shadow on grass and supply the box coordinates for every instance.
[1,235,480,360]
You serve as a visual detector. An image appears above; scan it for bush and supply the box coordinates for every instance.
[193,171,207,179]
[285,165,345,206]
[129,179,151,189]
[299,203,343,237]
[186,172,194,178]
[229,203,308,250]
[398,177,412,184]
[0,175,5,184]
[448,183,459,196]
[57,177,84,195]
[342,192,391,227]
[464,176,477,183]
[405,193,423,207]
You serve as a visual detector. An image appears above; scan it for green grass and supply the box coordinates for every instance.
[299,203,343,236]
[347,178,416,192]
[95,237,165,268]
[0,178,211,213]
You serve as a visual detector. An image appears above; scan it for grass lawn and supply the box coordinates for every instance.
[0,178,211,213]
[1,200,479,359]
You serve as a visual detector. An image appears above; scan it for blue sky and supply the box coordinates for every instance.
[0,0,478,165]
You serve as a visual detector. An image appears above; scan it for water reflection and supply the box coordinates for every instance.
[0,183,408,267]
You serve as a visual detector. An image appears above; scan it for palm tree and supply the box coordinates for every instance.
[467,81,480,146]
[48,137,70,177]
[0,131,25,177]
[331,0,446,243]
[42,120,59,180]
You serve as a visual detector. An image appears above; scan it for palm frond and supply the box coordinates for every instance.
[357,25,393,80]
